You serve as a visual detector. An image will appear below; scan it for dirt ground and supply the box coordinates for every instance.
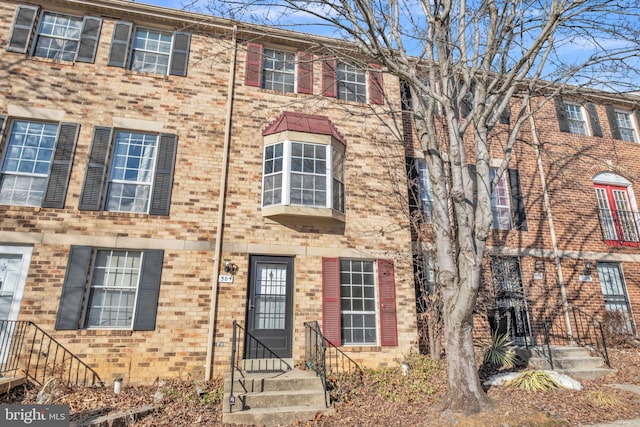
[2,348,640,426]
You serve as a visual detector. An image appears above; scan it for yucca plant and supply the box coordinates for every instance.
[506,370,561,392]
[483,332,516,369]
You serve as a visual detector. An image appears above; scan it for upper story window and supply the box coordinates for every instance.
[563,103,588,135]
[0,116,79,208]
[490,168,512,230]
[78,126,177,216]
[417,160,434,222]
[244,43,313,94]
[7,5,102,63]
[261,112,346,222]
[55,246,163,331]
[108,21,191,77]
[322,58,384,105]
[555,98,603,137]
[606,106,639,143]
[594,172,640,246]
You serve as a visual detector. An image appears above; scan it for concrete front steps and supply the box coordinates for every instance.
[0,374,26,394]
[525,346,613,380]
[222,367,331,426]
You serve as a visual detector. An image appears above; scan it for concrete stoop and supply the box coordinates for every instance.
[523,346,614,380]
[222,368,332,426]
[0,375,26,394]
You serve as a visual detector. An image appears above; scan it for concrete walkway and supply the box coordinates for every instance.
[583,384,640,427]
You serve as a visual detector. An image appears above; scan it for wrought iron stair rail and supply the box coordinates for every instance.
[0,320,102,388]
[529,306,610,368]
[304,321,363,408]
[228,320,292,413]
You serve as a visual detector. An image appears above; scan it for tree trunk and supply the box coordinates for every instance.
[440,310,492,414]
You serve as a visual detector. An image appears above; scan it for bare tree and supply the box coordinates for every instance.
[201,0,640,415]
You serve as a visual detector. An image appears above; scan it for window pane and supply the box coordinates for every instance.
[490,168,512,230]
[337,63,367,103]
[85,250,141,328]
[130,28,172,75]
[33,13,82,61]
[289,143,328,208]
[106,131,157,213]
[563,103,588,135]
[0,120,57,206]
[262,48,295,93]
[340,260,376,345]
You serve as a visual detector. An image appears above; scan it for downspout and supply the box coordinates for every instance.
[205,25,238,381]
[527,101,574,342]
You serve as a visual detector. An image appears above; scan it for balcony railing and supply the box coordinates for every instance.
[598,207,640,246]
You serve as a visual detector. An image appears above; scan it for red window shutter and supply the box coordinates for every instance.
[322,57,337,98]
[322,257,341,346]
[297,51,313,94]
[378,259,398,346]
[245,43,263,87]
[369,64,384,105]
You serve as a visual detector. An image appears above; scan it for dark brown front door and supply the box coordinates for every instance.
[245,256,294,358]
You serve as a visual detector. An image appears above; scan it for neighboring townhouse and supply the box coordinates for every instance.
[406,89,640,351]
[0,0,417,384]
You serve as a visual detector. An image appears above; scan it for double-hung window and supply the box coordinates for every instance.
[417,160,434,222]
[79,127,177,215]
[607,108,639,143]
[0,117,79,208]
[563,103,588,135]
[108,22,191,77]
[261,112,346,220]
[322,258,398,347]
[490,168,512,230]
[244,44,313,94]
[322,59,384,105]
[56,246,164,331]
[7,5,102,63]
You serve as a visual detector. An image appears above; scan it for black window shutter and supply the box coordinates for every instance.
[43,122,79,208]
[55,246,91,330]
[499,104,511,125]
[149,133,177,216]
[405,157,420,218]
[606,105,622,140]
[76,16,102,63]
[460,92,473,117]
[467,164,477,210]
[169,32,190,76]
[79,126,112,211]
[7,5,39,53]
[0,115,6,135]
[554,97,570,133]
[508,168,528,231]
[107,21,132,67]
[586,103,602,137]
[133,250,164,331]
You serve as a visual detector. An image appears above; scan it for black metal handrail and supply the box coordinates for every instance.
[597,207,640,245]
[529,306,610,368]
[304,321,363,407]
[0,320,103,388]
[228,320,292,413]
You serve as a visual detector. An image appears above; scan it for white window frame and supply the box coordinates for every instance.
[261,48,296,93]
[0,119,57,207]
[262,140,345,212]
[82,249,142,329]
[490,167,512,230]
[105,130,159,214]
[31,11,83,61]
[417,159,434,222]
[615,110,639,143]
[129,27,174,75]
[336,62,367,103]
[339,259,378,346]
[563,103,589,135]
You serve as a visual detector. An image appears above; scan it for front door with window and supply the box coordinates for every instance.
[490,257,532,345]
[597,262,635,335]
[246,256,294,359]
[0,246,32,363]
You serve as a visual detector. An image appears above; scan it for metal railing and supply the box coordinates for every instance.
[304,321,363,407]
[0,320,103,388]
[529,306,610,368]
[597,207,640,246]
[228,320,292,413]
